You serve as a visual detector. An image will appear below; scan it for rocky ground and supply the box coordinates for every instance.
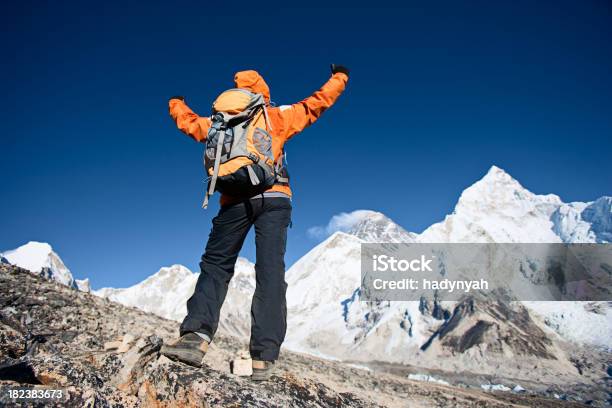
[0,264,604,407]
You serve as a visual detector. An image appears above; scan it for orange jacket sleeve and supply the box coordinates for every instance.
[169,99,211,143]
[278,72,348,140]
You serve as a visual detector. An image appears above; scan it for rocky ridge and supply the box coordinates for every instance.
[0,264,589,407]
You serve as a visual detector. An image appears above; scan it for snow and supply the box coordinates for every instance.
[75,278,91,292]
[284,232,367,354]
[282,166,611,361]
[1,241,76,288]
[408,373,450,386]
[417,166,610,245]
[418,166,564,243]
[93,257,256,338]
[94,264,196,321]
[582,197,612,242]
[481,383,511,392]
[15,164,609,365]
[523,301,612,349]
[308,210,416,243]
[92,165,611,362]
[3,242,52,273]
[551,202,594,242]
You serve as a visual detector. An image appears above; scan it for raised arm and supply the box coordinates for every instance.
[168,97,211,143]
[278,65,349,141]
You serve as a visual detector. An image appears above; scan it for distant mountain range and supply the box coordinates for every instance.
[3,165,610,385]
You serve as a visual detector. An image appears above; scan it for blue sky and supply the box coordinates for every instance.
[1,1,610,288]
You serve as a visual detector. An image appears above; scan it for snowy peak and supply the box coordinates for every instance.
[92,257,256,339]
[93,257,257,335]
[345,211,417,243]
[93,264,197,320]
[314,168,609,245]
[429,165,610,243]
[419,166,569,243]
[308,210,416,243]
[456,166,561,214]
[323,166,603,245]
[478,165,523,188]
[1,241,77,288]
[287,165,610,362]
[2,241,54,273]
[140,264,193,286]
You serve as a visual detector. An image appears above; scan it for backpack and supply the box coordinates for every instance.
[202,89,278,208]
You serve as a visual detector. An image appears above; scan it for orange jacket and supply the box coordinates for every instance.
[169,70,348,203]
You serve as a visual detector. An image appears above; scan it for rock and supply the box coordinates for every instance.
[117,334,136,353]
[36,369,69,386]
[230,358,252,376]
[156,355,172,365]
[104,341,122,351]
[121,333,136,345]
[0,263,604,407]
[113,336,161,392]
[0,322,25,358]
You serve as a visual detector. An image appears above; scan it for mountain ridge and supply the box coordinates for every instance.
[4,262,591,407]
[2,165,610,397]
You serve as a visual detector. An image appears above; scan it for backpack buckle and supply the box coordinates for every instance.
[248,153,260,163]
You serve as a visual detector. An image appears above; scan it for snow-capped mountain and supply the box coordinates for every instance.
[282,226,611,388]
[95,264,195,321]
[417,165,608,244]
[0,241,89,291]
[281,166,610,383]
[16,165,610,380]
[96,166,609,356]
[309,210,416,243]
[95,165,610,332]
[93,258,256,338]
[348,210,417,243]
[284,231,439,360]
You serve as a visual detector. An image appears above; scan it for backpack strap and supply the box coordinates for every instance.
[246,165,261,185]
[262,105,273,131]
[202,127,226,209]
[274,150,290,185]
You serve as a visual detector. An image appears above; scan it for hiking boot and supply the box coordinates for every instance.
[251,360,276,381]
[160,332,208,367]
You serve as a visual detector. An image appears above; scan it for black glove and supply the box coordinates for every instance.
[169,96,185,102]
[330,64,350,76]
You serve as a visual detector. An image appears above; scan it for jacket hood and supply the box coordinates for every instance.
[234,70,270,103]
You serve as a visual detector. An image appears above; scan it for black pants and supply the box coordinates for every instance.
[180,196,292,361]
